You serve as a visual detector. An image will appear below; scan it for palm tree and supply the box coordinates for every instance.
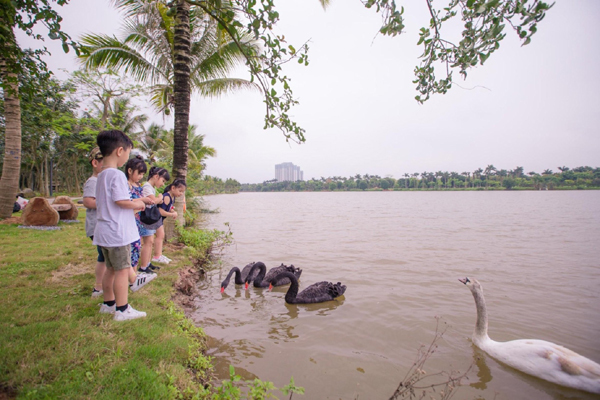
[138,123,170,164]
[80,0,259,181]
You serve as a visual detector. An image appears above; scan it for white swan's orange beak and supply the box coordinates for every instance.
[244,282,249,290]
[220,286,225,293]
[268,283,273,291]
[458,278,470,284]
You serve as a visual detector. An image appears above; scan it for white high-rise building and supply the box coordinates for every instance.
[275,162,303,182]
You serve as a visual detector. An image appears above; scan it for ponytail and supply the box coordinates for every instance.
[164,179,187,193]
[148,166,171,181]
[125,155,147,179]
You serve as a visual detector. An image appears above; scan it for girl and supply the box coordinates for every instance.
[154,179,186,263]
[140,166,170,271]
[125,155,156,290]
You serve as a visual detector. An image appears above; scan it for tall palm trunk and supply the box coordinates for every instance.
[0,56,22,218]
[167,0,191,238]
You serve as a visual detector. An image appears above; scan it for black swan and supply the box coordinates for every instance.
[220,262,262,293]
[267,271,346,304]
[243,262,303,289]
[460,277,600,393]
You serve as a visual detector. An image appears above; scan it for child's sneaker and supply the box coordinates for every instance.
[137,266,157,276]
[99,303,116,314]
[152,255,170,264]
[147,263,160,272]
[91,288,103,298]
[131,273,156,292]
[114,305,146,321]
[162,255,172,262]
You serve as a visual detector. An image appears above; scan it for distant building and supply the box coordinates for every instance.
[275,162,303,182]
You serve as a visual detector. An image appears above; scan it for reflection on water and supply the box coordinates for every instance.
[193,191,600,399]
[470,345,492,390]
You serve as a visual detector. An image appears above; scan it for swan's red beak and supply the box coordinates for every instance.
[268,283,273,291]
[220,286,225,293]
[244,282,249,290]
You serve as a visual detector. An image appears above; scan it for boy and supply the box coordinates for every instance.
[83,147,106,298]
[94,130,154,321]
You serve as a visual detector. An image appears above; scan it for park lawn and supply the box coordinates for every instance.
[0,211,212,399]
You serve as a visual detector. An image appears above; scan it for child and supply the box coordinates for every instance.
[94,130,154,321]
[83,147,105,298]
[139,167,170,273]
[125,155,156,291]
[157,180,186,256]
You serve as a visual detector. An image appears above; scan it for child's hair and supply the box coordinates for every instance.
[97,130,133,157]
[125,155,148,179]
[164,179,187,193]
[148,166,171,181]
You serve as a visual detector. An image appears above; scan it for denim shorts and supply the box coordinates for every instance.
[139,225,156,237]
[89,236,105,263]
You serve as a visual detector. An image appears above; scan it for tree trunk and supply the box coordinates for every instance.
[166,0,191,239]
[0,57,22,218]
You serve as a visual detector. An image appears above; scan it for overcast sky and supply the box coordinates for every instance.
[16,0,600,183]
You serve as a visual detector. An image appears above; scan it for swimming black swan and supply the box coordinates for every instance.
[220,262,263,293]
[267,271,346,304]
[459,277,600,394]
[244,262,303,289]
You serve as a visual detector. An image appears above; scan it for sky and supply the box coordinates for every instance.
[15,0,600,183]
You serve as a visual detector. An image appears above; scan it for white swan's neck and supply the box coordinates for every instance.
[471,286,490,345]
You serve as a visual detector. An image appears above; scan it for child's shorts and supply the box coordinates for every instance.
[89,236,105,263]
[139,226,156,237]
[100,245,132,271]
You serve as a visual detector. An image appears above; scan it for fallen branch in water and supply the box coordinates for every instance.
[389,317,473,400]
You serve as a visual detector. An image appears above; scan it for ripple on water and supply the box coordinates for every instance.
[196,191,600,400]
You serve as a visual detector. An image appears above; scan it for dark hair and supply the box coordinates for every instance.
[97,130,133,157]
[148,166,171,181]
[125,155,147,179]
[164,179,187,193]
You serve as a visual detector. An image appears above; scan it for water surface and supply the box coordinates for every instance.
[189,191,600,399]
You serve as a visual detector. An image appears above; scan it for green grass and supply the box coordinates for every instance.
[0,211,213,399]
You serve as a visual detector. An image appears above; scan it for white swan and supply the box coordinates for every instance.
[459,277,600,394]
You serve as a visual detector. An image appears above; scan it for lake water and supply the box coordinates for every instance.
[188,191,600,399]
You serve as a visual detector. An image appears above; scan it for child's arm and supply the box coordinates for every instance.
[83,197,96,209]
[158,208,178,218]
[116,199,146,210]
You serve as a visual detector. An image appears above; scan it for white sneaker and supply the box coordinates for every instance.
[152,255,170,264]
[113,305,146,321]
[99,303,116,314]
[130,273,156,292]
[91,288,103,298]
[163,255,172,262]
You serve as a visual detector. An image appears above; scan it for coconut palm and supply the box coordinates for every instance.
[154,124,216,178]
[80,0,259,180]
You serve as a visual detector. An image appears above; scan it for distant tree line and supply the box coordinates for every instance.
[240,166,600,192]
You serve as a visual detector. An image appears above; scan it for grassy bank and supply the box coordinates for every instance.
[0,210,215,399]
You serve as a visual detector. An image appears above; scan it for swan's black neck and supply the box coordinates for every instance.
[222,267,242,287]
[272,271,299,303]
[248,262,267,287]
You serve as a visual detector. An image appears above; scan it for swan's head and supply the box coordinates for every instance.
[220,283,227,293]
[458,277,482,293]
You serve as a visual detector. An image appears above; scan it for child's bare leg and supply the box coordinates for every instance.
[102,267,115,302]
[128,267,137,284]
[114,269,130,307]
[95,262,106,291]
[140,235,154,268]
[153,226,164,259]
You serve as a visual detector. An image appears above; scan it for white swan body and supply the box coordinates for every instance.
[459,278,600,394]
